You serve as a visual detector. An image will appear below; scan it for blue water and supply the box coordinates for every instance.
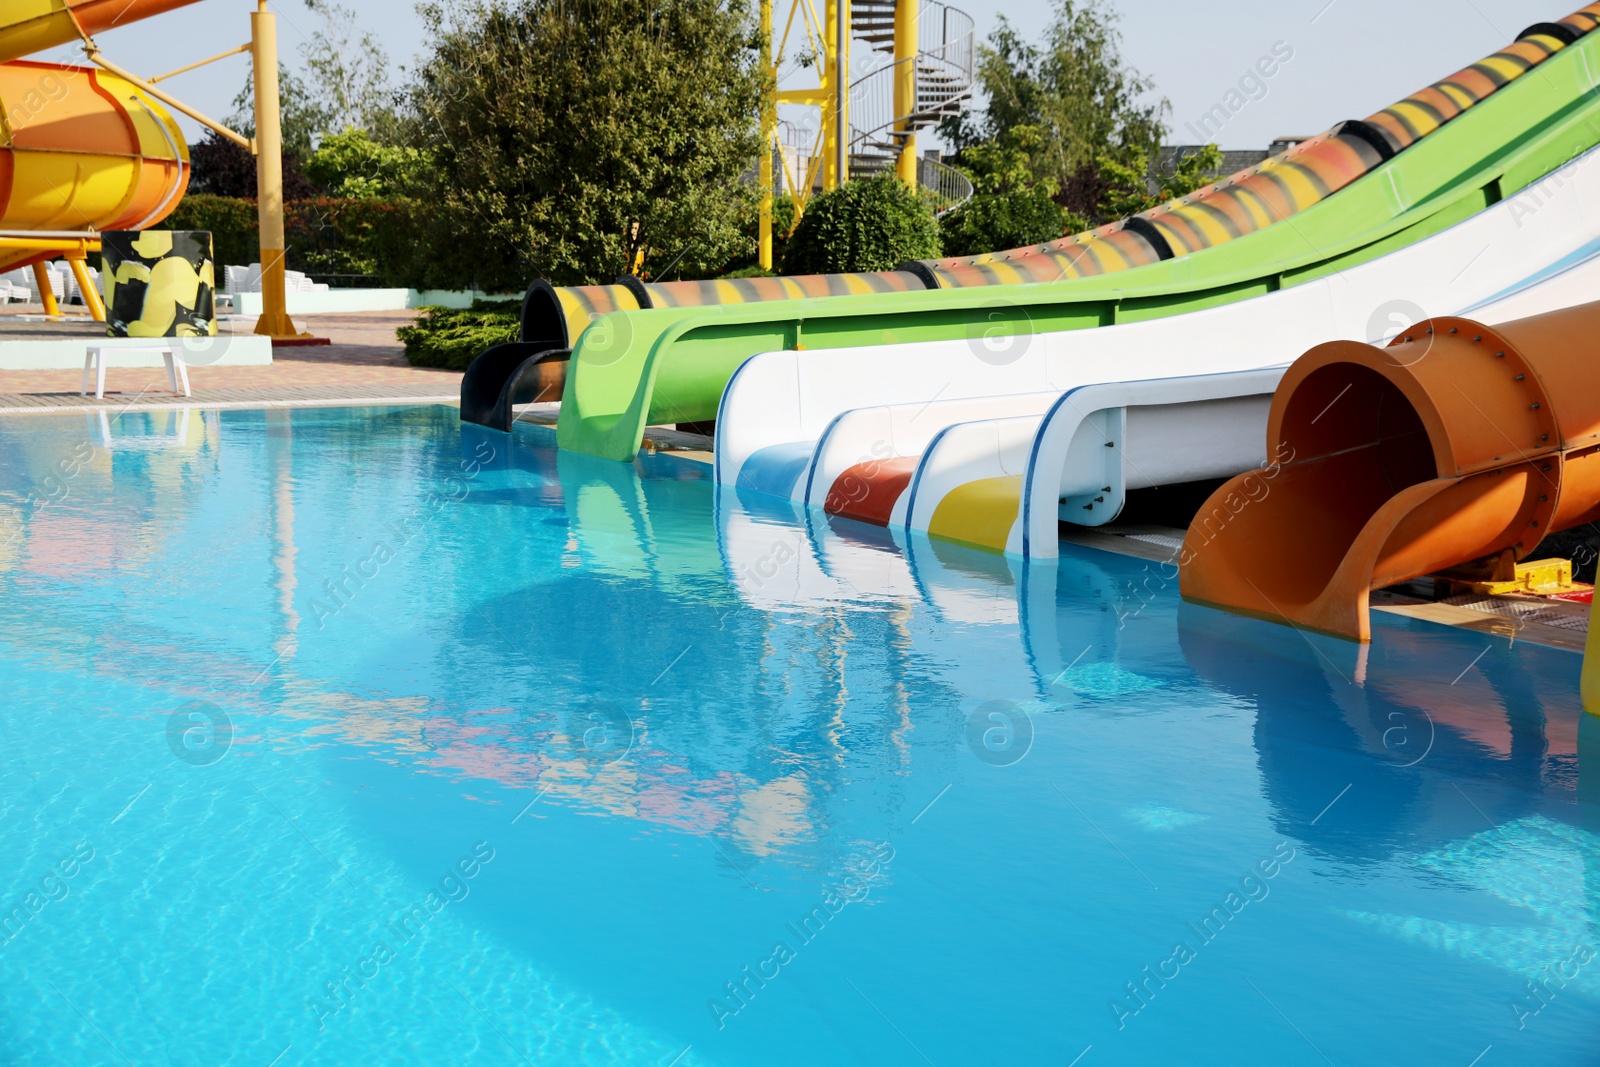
[1,404,1597,1066]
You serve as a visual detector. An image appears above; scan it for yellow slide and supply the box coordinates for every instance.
[0,1,204,275]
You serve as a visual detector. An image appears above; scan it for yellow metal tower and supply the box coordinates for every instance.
[757,0,973,270]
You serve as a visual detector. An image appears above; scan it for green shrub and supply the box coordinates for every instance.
[782,175,941,275]
[938,187,1066,258]
[396,301,520,370]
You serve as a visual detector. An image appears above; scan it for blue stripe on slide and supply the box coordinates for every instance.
[735,441,815,501]
[1461,234,1600,312]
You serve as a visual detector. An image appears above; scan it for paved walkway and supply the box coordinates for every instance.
[0,309,462,411]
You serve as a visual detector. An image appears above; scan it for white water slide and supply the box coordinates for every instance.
[713,143,1600,559]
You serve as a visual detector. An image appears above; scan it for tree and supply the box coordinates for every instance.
[1097,143,1223,219]
[410,0,766,288]
[303,128,432,199]
[228,64,334,160]
[227,1,397,148]
[189,129,320,200]
[946,0,1169,225]
[782,175,940,275]
[297,0,400,139]
[937,126,1070,257]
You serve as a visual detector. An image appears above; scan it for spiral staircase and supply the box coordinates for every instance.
[846,0,976,213]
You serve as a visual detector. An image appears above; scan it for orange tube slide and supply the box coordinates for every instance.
[0,1,206,65]
[0,59,189,271]
[1180,301,1600,642]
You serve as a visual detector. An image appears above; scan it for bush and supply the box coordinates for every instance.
[396,301,520,370]
[938,187,1066,257]
[782,175,941,275]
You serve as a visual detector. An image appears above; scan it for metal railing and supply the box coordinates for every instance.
[918,155,974,215]
[844,0,974,193]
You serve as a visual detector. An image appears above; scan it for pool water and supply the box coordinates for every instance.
[1,404,1597,1066]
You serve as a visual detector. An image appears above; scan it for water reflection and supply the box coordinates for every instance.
[4,406,1600,1062]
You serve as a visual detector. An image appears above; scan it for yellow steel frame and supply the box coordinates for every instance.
[760,0,848,269]
[759,0,917,269]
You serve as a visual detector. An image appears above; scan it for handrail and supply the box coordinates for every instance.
[844,0,974,181]
[851,30,972,156]
[918,156,974,215]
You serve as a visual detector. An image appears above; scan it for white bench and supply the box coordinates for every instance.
[81,344,191,399]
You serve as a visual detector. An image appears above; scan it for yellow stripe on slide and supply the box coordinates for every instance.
[1265,163,1321,210]
[1387,101,1442,139]
[928,476,1023,554]
[1167,206,1232,248]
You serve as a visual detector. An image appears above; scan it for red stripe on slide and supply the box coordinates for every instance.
[825,457,920,526]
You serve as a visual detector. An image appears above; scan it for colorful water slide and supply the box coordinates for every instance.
[0,1,203,64]
[1181,299,1600,642]
[0,2,200,274]
[464,8,1600,454]
[716,136,1600,557]
[0,61,190,272]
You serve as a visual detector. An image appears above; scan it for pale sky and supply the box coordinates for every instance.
[44,0,1571,152]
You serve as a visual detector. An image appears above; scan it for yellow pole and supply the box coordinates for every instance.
[31,262,60,317]
[759,0,774,271]
[66,256,106,323]
[821,0,837,190]
[835,0,849,187]
[250,1,301,340]
[894,0,918,187]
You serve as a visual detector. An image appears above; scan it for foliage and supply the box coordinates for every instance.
[943,0,1168,225]
[938,188,1066,258]
[303,128,433,199]
[166,195,262,271]
[228,1,398,152]
[957,126,1057,196]
[396,301,521,370]
[410,0,766,288]
[1160,144,1227,199]
[165,194,479,291]
[782,175,940,275]
[228,64,335,161]
[189,130,320,200]
[721,192,797,275]
[1098,143,1224,219]
[297,0,401,140]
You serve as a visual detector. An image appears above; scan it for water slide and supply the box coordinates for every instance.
[1180,299,1600,642]
[460,6,1600,456]
[0,1,202,64]
[0,2,200,274]
[716,135,1600,565]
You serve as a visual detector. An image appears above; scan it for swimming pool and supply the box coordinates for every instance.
[1,404,1595,1066]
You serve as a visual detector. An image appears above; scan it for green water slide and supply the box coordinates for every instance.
[552,18,1600,461]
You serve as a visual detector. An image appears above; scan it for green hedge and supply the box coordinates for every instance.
[165,194,477,291]
[165,195,259,275]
